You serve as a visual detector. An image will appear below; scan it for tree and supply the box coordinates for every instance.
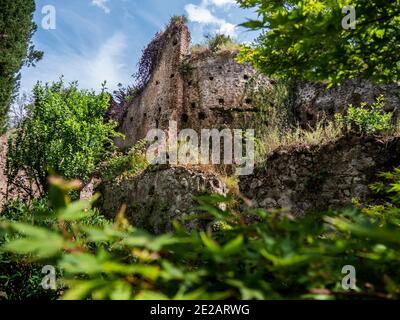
[237,0,400,85]
[0,0,43,133]
[6,80,121,195]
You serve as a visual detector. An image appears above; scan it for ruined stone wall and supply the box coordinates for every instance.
[96,165,227,234]
[240,135,400,216]
[294,78,400,125]
[181,52,269,132]
[115,21,190,149]
[115,21,270,149]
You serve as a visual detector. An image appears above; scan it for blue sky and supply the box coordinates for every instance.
[20,0,260,95]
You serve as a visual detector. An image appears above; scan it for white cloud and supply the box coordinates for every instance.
[20,32,130,94]
[184,1,237,37]
[92,0,110,14]
[185,4,220,24]
[206,0,237,7]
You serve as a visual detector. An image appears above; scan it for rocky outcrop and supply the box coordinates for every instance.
[96,165,227,233]
[240,135,400,215]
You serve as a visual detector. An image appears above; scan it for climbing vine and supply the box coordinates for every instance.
[133,16,189,91]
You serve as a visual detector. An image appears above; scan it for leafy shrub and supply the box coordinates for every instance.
[339,95,393,134]
[97,140,148,182]
[6,79,122,195]
[205,34,236,52]
[0,196,110,300]
[1,172,400,300]
[0,198,56,300]
[178,60,193,76]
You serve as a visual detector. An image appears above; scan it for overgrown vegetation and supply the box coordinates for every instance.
[1,171,400,300]
[6,79,121,197]
[0,0,43,133]
[253,93,398,161]
[97,140,149,182]
[134,16,188,91]
[178,60,193,77]
[339,95,394,135]
[191,33,240,57]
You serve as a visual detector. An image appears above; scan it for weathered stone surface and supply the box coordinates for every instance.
[113,20,270,150]
[294,78,400,125]
[0,134,8,211]
[240,136,400,215]
[0,133,40,211]
[96,165,227,233]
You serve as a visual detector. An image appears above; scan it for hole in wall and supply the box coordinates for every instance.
[144,113,147,118]
[158,107,162,112]
[181,113,189,123]
[188,80,192,86]
[191,102,196,108]
[209,76,214,81]
[156,81,160,85]
[170,74,175,78]
[219,98,225,105]
[130,117,134,122]
[243,75,249,80]
[149,186,155,196]
[245,98,252,104]
[173,39,178,46]
[198,112,207,120]
[156,120,159,128]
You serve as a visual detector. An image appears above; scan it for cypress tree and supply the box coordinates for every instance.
[0,0,43,133]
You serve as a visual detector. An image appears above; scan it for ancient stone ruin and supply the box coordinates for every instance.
[112,19,269,149]
[2,18,400,231]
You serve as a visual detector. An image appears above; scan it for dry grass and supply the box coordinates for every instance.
[255,120,345,162]
[256,116,400,163]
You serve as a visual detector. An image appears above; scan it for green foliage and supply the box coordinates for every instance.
[1,173,400,300]
[0,194,109,300]
[205,33,237,52]
[237,0,400,84]
[178,60,193,77]
[170,15,188,25]
[6,79,122,195]
[337,95,393,134]
[0,0,43,133]
[98,140,149,182]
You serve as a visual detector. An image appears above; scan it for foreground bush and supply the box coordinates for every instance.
[0,170,399,300]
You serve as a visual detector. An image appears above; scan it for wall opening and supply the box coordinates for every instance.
[191,102,196,108]
[198,112,207,120]
[181,113,189,123]
[209,76,214,81]
[219,98,225,105]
